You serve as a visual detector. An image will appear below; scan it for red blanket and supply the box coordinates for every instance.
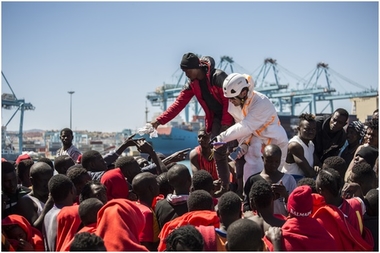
[2,214,44,251]
[55,205,82,251]
[157,210,219,251]
[279,216,338,251]
[95,199,148,251]
[312,204,374,250]
[100,168,129,201]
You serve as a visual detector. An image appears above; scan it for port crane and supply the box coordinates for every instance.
[254,59,378,115]
[2,72,35,153]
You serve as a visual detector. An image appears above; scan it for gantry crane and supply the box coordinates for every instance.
[2,71,35,153]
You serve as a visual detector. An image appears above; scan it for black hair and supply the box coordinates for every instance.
[198,126,208,135]
[218,191,242,218]
[66,166,89,186]
[364,188,378,216]
[16,159,34,179]
[334,108,349,121]
[81,150,101,170]
[114,155,139,168]
[322,156,347,178]
[192,170,214,193]
[167,163,191,189]
[78,198,104,226]
[37,157,54,169]
[55,155,75,174]
[2,161,16,175]
[187,189,213,211]
[226,219,263,251]
[317,168,342,197]
[66,164,85,174]
[351,162,376,187]
[298,112,316,125]
[249,180,273,210]
[48,174,74,202]
[297,177,317,193]
[79,180,106,203]
[60,128,73,136]
[164,225,204,251]
[132,172,157,197]
[156,172,173,197]
[366,119,378,130]
[70,232,106,251]
[30,162,54,178]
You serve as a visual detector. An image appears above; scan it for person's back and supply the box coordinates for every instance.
[132,172,160,251]
[95,199,148,251]
[100,167,129,201]
[363,189,378,251]
[316,168,364,234]
[164,225,204,251]
[191,170,216,199]
[70,232,106,251]
[157,190,219,251]
[311,191,374,250]
[43,174,75,251]
[155,164,191,229]
[66,165,92,203]
[246,180,286,232]
[15,162,53,229]
[348,162,377,195]
[280,185,337,251]
[54,155,75,175]
[215,191,242,251]
[322,156,347,182]
[226,219,264,251]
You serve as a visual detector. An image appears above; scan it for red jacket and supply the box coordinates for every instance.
[157,60,233,133]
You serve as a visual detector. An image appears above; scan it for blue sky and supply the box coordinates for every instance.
[1,1,378,133]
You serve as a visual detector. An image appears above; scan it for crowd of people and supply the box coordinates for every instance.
[1,52,379,251]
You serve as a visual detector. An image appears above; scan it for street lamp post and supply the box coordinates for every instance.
[68,91,75,129]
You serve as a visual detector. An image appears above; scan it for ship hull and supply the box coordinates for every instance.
[139,126,198,156]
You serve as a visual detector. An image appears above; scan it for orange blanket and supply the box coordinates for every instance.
[55,205,82,251]
[95,199,148,251]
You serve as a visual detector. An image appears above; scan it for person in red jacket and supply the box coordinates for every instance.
[151,52,234,195]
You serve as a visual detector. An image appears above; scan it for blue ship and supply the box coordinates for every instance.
[140,125,199,157]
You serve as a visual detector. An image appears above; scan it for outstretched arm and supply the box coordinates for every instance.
[134,139,168,174]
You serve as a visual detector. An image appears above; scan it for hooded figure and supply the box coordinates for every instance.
[2,214,45,251]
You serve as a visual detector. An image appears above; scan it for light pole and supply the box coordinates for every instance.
[68,91,75,129]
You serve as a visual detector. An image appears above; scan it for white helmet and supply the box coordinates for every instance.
[223,73,250,98]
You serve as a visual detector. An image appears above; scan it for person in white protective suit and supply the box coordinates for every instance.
[213,73,289,185]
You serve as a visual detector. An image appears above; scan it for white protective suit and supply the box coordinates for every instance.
[217,75,288,184]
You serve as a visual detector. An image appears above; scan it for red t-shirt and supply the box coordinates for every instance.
[135,202,160,243]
